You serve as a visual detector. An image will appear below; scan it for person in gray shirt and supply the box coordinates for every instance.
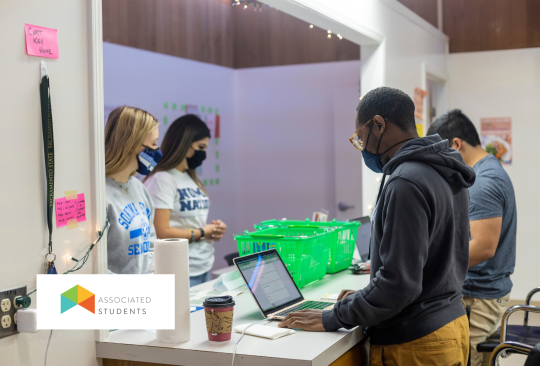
[104,106,160,274]
[428,109,517,366]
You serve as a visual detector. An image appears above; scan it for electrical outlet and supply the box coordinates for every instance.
[0,299,10,312]
[1,315,11,329]
[0,286,27,339]
[13,296,23,309]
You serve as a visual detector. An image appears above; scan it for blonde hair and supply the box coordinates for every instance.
[105,106,159,176]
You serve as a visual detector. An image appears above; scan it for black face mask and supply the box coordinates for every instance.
[187,150,206,170]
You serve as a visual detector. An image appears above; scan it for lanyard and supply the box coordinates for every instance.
[40,73,57,272]
[368,174,387,261]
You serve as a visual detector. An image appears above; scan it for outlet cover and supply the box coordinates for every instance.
[0,286,26,339]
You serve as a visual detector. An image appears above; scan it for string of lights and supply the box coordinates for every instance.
[24,214,110,299]
[63,214,110,275]
[232,0,264,11]
[232,0,344,40]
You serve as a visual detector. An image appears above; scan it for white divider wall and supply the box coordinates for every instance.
[261,0,450,216]
[234,61,361,231]
[449,48,540,300]
[1,0,102,365]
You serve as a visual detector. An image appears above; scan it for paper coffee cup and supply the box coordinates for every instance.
[203,296,235,342]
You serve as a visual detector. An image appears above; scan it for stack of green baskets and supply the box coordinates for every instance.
[255,218,360,274]
[233,226,332,288]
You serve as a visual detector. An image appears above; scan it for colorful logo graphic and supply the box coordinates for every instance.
[60,285,95,314]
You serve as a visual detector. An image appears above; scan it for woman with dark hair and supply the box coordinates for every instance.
[144,114,227,286]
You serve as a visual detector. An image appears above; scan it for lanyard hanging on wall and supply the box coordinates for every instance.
[39,61,57,274]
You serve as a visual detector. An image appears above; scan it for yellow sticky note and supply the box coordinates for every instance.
[64,190,77,200]
[416,124,424,137]
[66,218,78,230]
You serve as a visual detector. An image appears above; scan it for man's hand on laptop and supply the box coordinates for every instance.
[337,289,356,301]
[277,309,325,331]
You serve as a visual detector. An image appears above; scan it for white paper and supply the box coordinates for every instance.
[213,270,245,291]
[320,293,339,300]
[234,323,295,340]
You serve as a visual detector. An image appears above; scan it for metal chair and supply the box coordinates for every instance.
[490,341,540,366]
[477,287,540,362]
[476,287,540,353]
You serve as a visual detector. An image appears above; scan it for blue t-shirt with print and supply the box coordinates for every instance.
[463,154,517,299]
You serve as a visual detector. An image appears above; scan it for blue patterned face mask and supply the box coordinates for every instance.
[137,145,163,175]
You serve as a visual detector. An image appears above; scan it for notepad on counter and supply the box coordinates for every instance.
[234,323,295,340]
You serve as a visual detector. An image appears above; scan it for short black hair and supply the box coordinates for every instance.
[427,109,481,147]
[356,87,416,131]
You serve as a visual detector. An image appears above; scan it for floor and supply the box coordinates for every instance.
[493,308,540,366]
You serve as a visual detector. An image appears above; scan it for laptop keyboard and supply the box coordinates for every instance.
[274,301,330,317]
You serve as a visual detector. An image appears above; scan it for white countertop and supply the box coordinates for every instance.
[96,270,371,366]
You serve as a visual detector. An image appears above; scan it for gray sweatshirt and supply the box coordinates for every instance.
[322,135,476,345]
[106,177,156,274]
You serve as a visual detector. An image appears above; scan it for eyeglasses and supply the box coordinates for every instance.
[349,119,373,151]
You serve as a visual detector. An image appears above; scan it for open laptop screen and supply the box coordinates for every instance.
[235,250,302,314]
[350,216,372,261]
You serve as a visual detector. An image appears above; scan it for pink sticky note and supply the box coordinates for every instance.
[24,24,59,59]
[76,193,86,223]
[55,193,86,228]
[55,197,70,227]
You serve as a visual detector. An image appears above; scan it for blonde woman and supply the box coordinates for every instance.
[144,114,227,286]
[105,106,161,274]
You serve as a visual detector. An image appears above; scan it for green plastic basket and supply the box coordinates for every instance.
[255,218,360,274]
[234,226,332,288]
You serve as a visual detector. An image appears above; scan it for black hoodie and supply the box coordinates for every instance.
[322,135,476,345]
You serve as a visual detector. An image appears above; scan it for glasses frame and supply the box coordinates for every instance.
[349,119,373,150]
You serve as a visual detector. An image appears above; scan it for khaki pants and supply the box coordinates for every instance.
[370,315,470,366]
[462,293,511,366]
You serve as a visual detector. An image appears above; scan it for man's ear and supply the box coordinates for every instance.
[452,137,463,151]
[373,115,386,134]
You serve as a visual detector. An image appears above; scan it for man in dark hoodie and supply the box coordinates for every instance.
[278,87,475,365]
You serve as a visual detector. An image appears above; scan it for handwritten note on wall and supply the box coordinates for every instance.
[55,194,86,228]
[24,24,59,59]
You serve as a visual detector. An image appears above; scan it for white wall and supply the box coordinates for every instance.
[235,61,361,232]
[104,42,239,270]
[360,0,449,215]
[449,48,540,300]
[1,0,99,365]
[261,0,449,215]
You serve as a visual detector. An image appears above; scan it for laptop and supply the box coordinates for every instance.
[349,216,372,263]
[233,249,334,320]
